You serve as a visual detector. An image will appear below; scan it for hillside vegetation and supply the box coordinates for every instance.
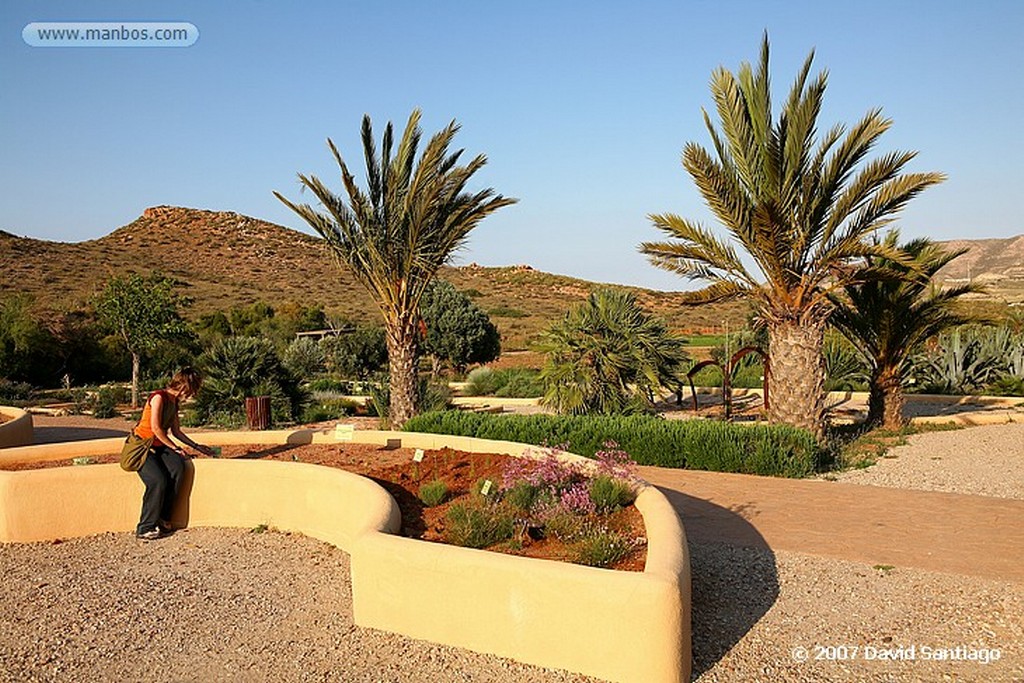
[0,206,752,350]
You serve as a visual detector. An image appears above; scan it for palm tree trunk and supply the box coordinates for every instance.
[767,319,826,438]
[386,316,419,429]
[869,366,907,430]
[131,352,141,409]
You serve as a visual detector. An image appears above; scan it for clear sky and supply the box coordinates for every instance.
[2,1,1022,291]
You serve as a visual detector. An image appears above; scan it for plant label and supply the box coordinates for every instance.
[480,479,493,495]
[413,449,425,462]
[334,424,354,442]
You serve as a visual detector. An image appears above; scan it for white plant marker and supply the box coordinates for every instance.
[480,479,493,495]
[413,449,425,462]
[335,423,355,442]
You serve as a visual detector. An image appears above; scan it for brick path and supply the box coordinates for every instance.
[638,466,1024,583]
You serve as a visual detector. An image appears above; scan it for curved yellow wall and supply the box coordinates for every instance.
[0,429,690,683]
[0,407,33,448]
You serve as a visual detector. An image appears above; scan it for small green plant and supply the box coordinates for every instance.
[418,480,448,507]
[588,475,636,512]
[443,502,514,549]
[503,480,541,512]
[572,529,634,568]
[251,523,269,534]
[873,564,896,574]
[542,510,588,541]
[72,457,93,466]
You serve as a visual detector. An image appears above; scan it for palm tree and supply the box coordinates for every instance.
[536,289,689,415]
[829,232,986,429]
[275,110,515,427]
[639,35,944,437]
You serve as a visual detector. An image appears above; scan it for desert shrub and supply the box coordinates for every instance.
[464,367,501,396]
[572,530,635,568]
[463,367,544,398]
[194,336,306,426]
[542,510,588,541]
[404,412,822,477]
[305,377,353,393]
[93,385,128,419]
[418,480,449,507]
[503,480,542,512]
[321,325,387,381]
[494,368,544,397]
[0,378,33,402]
[588,475,636,512]
[283,337,325,379]
[301,397,356,423]
[443,502,514,549]
[368,374,451,426]
[986,376,1024,396]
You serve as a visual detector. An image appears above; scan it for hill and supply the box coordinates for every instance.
[0,206,750,350]
[935,235,1024,303]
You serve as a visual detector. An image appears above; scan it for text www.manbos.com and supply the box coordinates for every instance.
[23,22,198,47]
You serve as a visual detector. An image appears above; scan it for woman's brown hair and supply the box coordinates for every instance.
[168,367,203,398]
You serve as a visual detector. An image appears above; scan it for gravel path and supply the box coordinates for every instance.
[828,423,1024,499]
[4,421,1024,681]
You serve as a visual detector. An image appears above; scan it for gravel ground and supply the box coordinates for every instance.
[4,421,1024,682]
[827,423,1024,499]
[0,529,600,683]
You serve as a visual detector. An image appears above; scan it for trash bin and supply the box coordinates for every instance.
[245,396,271,430]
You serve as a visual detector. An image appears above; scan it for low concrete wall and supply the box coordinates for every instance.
[0,429,691,683]
[0,407,33,449]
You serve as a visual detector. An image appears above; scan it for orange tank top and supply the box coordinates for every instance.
[134,390,178,446]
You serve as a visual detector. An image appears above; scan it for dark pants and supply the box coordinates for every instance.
[136,446,186,534]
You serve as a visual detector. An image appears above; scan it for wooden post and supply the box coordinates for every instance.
[245,396,271,430]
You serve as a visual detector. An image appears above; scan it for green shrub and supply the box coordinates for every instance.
[543,510,588,541]
[464,367,501,396]
[503,481,541,512]
[0,379,33,402]
[572,529,634,568]
[93,386,127,419]
[301,397,356,423]
[464,367,543,398]
[588,475,636,512]
[404,412,822,477]
[418,480,449,507]
[443,502,514,548]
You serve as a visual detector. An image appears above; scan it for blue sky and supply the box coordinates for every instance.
[2,1,1022,291]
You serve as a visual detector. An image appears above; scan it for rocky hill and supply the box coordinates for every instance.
[0,206,750,349]
[935,235,1024,303]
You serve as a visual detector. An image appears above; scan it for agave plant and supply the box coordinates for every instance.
[911,326,1005,395]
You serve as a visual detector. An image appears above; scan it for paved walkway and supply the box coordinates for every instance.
[638,466,1024,583]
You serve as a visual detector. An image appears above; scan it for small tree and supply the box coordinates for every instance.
[322,325,388,380]
[536,289,689,415]
[420,280,500,375]
[829,232,986,429]
[94,273,191,407]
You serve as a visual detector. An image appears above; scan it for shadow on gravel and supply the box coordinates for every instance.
[652,487,779,680]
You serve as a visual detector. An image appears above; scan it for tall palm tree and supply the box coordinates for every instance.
[275,110,515,427]
[536,289,689,415]
[829,231,986,429]
[639,35,944,437]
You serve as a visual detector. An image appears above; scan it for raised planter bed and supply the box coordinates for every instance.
[0,429,690,683]
[0,406,33,448]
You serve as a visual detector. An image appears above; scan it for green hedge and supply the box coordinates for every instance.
[403,412,823,478]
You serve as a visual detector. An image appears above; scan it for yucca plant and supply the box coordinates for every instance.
[639,35,944,437]
[275,110,515,427]
[829,231,986,428]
